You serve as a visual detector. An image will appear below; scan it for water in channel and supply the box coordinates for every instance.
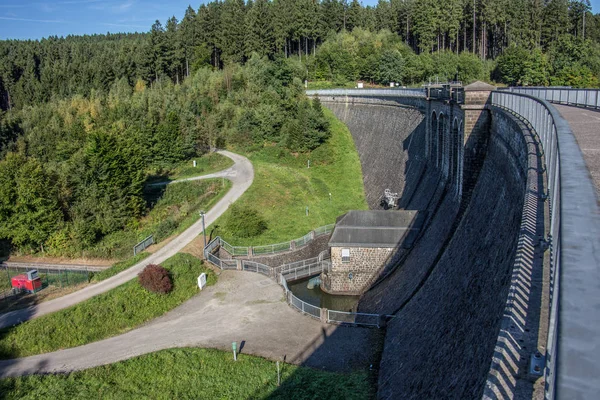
[288,276,360,312]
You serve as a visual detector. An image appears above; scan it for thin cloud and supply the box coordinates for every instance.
[116,1,136,12]
[58,0,104,4]
[103,22,147,29]
[0,16,64,23]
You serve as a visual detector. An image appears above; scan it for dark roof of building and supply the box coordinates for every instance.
[329,210,420,248]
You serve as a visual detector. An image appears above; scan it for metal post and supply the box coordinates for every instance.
[277,361,281,386]
[200,211,207,248]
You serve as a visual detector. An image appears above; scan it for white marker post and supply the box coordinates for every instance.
[232,342,237,361]
[197,273,207,290]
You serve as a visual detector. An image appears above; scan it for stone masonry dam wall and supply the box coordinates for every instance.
[321,97,529,399]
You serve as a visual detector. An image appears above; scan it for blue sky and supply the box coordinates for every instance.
[0,0,599,41]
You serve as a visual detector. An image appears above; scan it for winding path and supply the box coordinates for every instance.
[0,150,254,330]
[0,271,378,377]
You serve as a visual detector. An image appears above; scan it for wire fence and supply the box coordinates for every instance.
[288,292,321,319]
[204,243,381,328]
[292,232,313,248]
[217,224,336,257]
[219,240,249,256]
[252,241,292,255]
[327,310,380,327]
[0,265,92,310]
[241,260,272,277]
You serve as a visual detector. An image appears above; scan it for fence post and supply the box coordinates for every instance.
[237,260,243,271]
[320,307,328,323]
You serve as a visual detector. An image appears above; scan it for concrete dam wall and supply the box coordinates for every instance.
[322,98,530,399]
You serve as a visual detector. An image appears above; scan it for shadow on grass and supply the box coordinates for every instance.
[0,304,37,361]
[249,324,383,399]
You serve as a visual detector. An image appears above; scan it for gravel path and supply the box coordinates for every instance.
[0,150,253,329]
[0,271,380,377]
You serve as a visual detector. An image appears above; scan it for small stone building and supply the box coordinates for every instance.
[322,210,419,295]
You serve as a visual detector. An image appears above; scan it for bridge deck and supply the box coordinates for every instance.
[554,104,600,199]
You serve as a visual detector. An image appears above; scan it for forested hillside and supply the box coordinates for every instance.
[0,0,598,256]
[0,56,328,256]
[2,0,600,111]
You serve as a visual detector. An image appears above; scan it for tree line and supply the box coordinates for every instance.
[2,0,600,111]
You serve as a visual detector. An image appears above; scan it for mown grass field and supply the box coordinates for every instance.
[216,108,367,246]
[0,348,374,399]
[0,253,216,359]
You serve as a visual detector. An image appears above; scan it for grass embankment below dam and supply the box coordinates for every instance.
[215,108,367,246]
[0,348,373,399]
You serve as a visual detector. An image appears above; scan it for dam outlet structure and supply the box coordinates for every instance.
[307,84,555,400]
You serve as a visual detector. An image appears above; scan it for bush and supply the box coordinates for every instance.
[138,264,173,294]
[224,204,268,238]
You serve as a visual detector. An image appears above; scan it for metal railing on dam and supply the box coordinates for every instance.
[490,90,599,399]
[505,86,600,109]
[306,88,426,97]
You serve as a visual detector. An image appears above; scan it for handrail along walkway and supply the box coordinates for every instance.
[492,89,600,400]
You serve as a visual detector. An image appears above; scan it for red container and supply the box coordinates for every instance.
[11,273,42,292]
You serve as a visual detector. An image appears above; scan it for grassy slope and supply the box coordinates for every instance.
[217,108,367,246]
[169,152,234,180]
[0,254,216,359]
[0,348,373,400]
[90,252,150,282]
[145,152,234,183]
[84,178,230,260]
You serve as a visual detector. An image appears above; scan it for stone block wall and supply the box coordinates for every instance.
[322,97,426,209]
[461,88,493,212]
[376,101,530,399]
[323,246,393,294]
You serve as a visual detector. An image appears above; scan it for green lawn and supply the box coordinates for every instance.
[0,348,374,399]
[0,254,216,359]
[215,108,367,246]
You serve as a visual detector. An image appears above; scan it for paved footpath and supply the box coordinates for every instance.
[554,105,600,197]
[0,150,253,329]
[0,271,380,377]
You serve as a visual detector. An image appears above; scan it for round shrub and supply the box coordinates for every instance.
[138,264,173,294]
[224,204,268,238]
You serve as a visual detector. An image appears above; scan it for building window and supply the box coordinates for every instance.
[341,248,350,263]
